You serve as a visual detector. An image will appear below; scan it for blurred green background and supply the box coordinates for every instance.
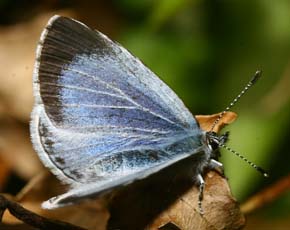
[0,0,289,229]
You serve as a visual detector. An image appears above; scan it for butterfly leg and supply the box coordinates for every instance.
[197,174,205,214]
[209,159,225,176]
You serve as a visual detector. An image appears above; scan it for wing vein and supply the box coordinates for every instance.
[45,103,137,109]
[66,125,172,134]
[39,82,126,100]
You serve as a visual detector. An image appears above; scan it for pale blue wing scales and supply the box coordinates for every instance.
[36,108,197,184]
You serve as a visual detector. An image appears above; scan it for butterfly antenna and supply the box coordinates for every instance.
[220,144,269,177]
[210,70,262,132]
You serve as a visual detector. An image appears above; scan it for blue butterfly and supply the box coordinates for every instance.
[30,15,267,212]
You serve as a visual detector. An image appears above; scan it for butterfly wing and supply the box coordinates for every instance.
[31,15,203,206]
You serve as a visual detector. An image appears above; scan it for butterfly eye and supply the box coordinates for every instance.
[206,132,220,151]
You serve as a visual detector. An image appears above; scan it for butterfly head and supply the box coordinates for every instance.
[205,131,229,153]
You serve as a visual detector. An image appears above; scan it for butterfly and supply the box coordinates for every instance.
[30,15,267,212]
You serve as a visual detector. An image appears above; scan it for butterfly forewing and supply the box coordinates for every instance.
[31,15,201,193]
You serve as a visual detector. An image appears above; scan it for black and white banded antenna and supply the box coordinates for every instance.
[210,70,262,132]
[220,144,269,177]
[211,70,269,177]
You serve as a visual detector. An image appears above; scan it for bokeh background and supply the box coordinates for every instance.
[0,0,289,229]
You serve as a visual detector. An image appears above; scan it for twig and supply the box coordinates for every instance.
[0,194,86,230]
[241,174,290,214]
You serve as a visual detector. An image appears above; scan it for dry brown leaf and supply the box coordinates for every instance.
[108,167,244,230]
[195,112,237,133]
[147,171,245,230]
